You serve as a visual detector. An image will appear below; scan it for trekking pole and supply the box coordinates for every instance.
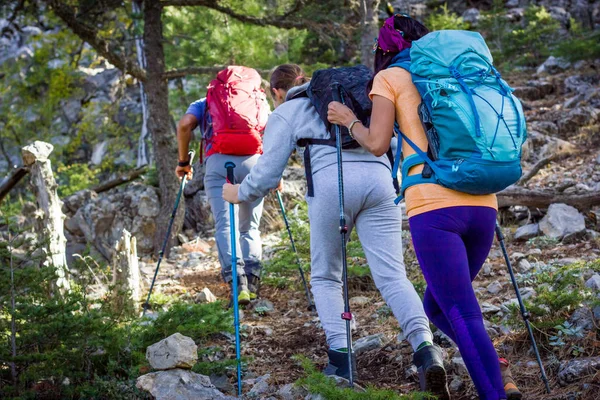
[275,190,316,311]
[142,151,195,317]
[331,83,354,387]
[495,222,551,394]
[225,161,243,397]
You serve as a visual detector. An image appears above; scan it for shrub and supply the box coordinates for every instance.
[425,3,469,31]
[507,260,600,331]
[555,22,600,62]
[295,356,433,399]
[56,162,98,197]
[0,220,234,398]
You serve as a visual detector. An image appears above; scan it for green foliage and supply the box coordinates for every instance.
[508,5,561,66]
[507,260,599,331]
[56,162,99,197]
[295,356,433,399]
[425,3,469,31]
[555,25,600,62]
[480,2,560,67]
[0,218,234,398]
[133,302,233,348]
[526,236,560,249]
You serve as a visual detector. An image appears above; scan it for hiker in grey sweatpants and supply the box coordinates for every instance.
[222,76,433,374]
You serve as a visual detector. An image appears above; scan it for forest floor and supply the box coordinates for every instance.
[145,224,600,400]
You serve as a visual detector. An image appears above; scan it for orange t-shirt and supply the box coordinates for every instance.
[369,67,498,218]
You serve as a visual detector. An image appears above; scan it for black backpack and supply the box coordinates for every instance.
[293,65,397,196]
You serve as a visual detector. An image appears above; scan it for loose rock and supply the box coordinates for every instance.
[514,224,540,241]
[452,357,469,376]
[195,288,217,304]
[354,333,385,355]
[558,357,600,386]
[136,369,234,400]
[487,281,503,295]
[146,333,198,371]
[539,204,586,240]
[349,296,370,307]
[585,274,600,291]
[253,299,275,314]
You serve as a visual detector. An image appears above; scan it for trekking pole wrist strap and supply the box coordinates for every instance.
[347,119,360,138]
[178,159,190,167]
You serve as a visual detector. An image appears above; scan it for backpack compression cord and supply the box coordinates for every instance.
[331,83,355,386]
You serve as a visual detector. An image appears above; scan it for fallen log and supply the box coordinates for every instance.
[0,167,28,202]
[91,166,148,194]
[498,186,600,210]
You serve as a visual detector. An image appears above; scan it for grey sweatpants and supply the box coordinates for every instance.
[204,153,264,283]
[307,162,433,351]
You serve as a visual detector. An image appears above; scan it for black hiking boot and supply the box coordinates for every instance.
[413,344,449,400]
[323,349,358,381]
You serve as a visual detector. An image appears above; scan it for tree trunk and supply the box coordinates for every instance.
[360,0,380,69]
[112,229,142,314]
[21,141,70,292]
[133,0,151,168]
[497,187,600,210]
[143,0,183,256]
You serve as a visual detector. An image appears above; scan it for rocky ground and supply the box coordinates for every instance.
[136,215,599,399]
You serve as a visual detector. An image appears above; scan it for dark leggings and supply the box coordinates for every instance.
[409,206,506,400]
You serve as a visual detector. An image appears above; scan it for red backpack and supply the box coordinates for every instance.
[205,66,270,158]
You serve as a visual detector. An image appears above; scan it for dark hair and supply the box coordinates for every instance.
[269,64,309,92]
[370,16,429,90]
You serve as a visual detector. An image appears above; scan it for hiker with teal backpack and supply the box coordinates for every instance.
[328,16,527,400]
[176,66,271,305]
[223,64,448,395]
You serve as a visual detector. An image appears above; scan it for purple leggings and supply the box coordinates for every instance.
[409,206,506,400]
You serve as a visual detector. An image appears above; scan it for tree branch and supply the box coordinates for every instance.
[164,65,271,80]
[44,0,147,81]
[161,0,310,30]
[517,151,574,186]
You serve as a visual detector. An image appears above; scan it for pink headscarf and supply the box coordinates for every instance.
[375,15,412,53]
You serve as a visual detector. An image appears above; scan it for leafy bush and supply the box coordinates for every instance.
[555,23,600,62]
[508,5,561,66]
[56,162,98,197]
[0,221,234,398]
[480,2,560,67]
[295,356,433,400]
[507,260,600,331]
[425,3,469,31]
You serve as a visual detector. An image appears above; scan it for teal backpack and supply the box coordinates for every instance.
[389,30,527,204]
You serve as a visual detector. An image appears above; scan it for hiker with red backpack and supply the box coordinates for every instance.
[176,66,271,305]
[327,15,526,400]
[222,64,447,394]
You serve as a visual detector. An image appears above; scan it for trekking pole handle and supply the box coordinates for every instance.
[331,82,342,103]
[225,161,236,185]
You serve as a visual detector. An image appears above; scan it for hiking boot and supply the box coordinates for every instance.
[247,275,260,300]
[323,349,358,381]
[413,344,450,400]
[500,358,522,400]
[229,277,251,306]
